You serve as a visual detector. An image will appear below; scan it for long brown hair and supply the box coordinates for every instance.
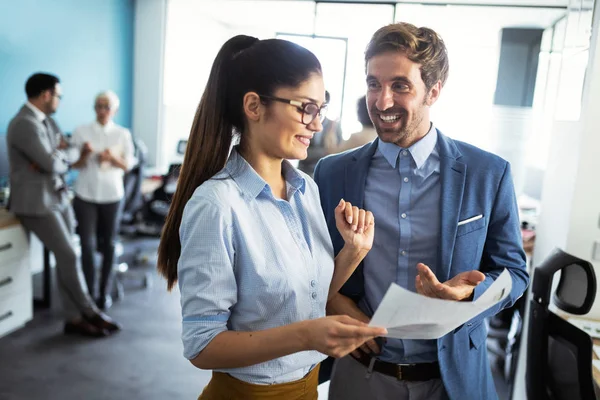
[157,35,322,290]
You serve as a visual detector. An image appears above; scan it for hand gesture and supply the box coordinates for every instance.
[81,142,93,157]
[57,136,69,150]
[98,149,114,163]
[334,199,375,251]
[305,315,387,358]
[29,163,41,173]
[352,336,385,358]
[415,263,485,301]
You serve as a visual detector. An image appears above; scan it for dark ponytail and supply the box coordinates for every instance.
[157,35,258,290]
[157,35,322,290]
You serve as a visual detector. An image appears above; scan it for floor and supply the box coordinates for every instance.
[0,237,211,400]
[0,236,510,400]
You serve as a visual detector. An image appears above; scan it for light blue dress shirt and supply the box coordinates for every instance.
[360,125,441,364]
[178,148,334,384]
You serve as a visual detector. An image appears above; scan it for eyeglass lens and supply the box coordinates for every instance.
[303,103,327,125]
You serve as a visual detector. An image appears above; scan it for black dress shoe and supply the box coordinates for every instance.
[84,312,122,333]
[64,319,109,338]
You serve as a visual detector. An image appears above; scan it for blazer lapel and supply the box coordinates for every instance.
[344,140,379,208]
[437,131,466,281]
[21,105,54,148]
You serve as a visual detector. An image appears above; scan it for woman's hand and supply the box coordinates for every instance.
[81,142,93,157]
[335,199,375,251]
[98,149,113,163]
[302,315,387,358]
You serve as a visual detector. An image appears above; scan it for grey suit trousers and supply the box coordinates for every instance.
[18,204,99,319]
[328,355,449,400]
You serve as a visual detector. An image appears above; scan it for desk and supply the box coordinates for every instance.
[0,208,33,337]
[141,177,162,195]
[0,208,51,309]
[0,210,18,229]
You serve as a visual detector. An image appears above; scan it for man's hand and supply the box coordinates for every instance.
[57,136,69,150]
[415,263,485,301]
[29,163,41,172]
[352,335,385,358]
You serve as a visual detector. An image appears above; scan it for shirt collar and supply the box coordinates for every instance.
[377,123,437,169]
[224,147,306,199]
[94,120,115,131]
[25,102,47,122]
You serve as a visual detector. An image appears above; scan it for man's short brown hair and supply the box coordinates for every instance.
[365,22,449,90]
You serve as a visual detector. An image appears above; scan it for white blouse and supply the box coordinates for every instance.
[71,121,135,203]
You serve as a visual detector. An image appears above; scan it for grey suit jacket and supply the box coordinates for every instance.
[6,105,70,216]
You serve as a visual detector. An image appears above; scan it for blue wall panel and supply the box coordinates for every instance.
[0,0,134,133]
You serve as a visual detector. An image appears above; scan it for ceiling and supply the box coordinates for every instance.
[410,0,568,6]
[313,0,575,8]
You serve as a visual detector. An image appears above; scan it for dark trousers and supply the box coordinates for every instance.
[73,196,122,299]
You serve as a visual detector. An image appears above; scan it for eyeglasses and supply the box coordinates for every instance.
[95,104,111,111]
[259,95,328,126]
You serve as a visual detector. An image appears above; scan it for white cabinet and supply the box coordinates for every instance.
[0,219,32,338]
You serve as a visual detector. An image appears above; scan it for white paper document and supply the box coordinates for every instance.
[369,269,512,339]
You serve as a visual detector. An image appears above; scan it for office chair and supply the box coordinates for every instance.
[526,248,597,400]
[120,138,147,234]
[112,138,152,294]
[96,219,152,304]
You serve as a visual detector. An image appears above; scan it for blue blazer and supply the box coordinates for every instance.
[314,130,529,400]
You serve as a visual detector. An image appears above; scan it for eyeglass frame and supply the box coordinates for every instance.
[94,104,112,111]
[258,95,328,126]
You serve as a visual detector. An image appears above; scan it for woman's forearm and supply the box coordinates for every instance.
[329,245,368,300]
[70,154,89,169]
[110,155,128,171]
[190,320,310,370]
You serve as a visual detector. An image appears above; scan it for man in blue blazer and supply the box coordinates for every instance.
[314,22,529,400]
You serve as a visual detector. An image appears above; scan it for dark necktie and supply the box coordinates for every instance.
[42,118,56,146]
[43,118,67,192]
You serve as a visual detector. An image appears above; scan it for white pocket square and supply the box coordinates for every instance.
[457,214,483,226]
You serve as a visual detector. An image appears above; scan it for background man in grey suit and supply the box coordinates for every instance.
[6,72,121,337]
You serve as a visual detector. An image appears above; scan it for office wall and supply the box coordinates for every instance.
[0,0,134,133]
[132,0,167,169]
[494,28,544,107]
[512,0,598,398]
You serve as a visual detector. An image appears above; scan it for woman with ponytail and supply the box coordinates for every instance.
[157,35,385,399]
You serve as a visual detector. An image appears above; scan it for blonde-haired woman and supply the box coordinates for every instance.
[71,90,135,313]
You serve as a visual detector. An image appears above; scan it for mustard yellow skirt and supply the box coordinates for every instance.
[198,364,320,400]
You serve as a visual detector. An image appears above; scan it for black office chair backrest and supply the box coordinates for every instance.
[526,248,597,400]
[122,138,147,217]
